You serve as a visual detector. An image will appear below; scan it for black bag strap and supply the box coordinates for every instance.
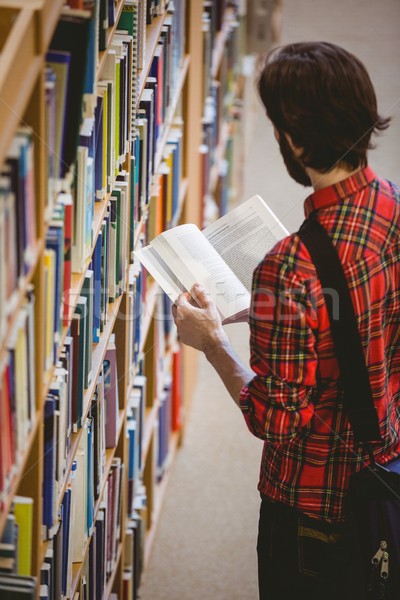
[298,214,382,443]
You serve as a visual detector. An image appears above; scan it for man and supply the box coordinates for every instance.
[172,42,400,599]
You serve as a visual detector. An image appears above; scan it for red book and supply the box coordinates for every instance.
[0,364,14,495]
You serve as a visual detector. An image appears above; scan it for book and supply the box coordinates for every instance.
[45,51,71,180]
[134,195,290,323]
[42,396,56,539]
[73,296,88,429]
[0,574,37,598]
[49,11,92,176]
[12,496,33,576]
[103,335,119,449]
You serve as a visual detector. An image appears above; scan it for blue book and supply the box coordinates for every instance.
[108,0,115,27]
[126,419,136,513]
[83,11,96,99]
[61,490,71,597]
[42,396,56,534]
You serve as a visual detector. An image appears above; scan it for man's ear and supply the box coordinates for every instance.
[284,132,303,157]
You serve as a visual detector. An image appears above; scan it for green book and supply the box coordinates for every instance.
[118,3,136,37]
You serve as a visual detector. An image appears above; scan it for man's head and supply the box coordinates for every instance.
[257,41,390,181]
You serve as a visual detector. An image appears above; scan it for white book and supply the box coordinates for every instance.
[71,146,88,274]
[134,195,289,323]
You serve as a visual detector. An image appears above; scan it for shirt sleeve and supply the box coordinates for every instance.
[239,249,319,442]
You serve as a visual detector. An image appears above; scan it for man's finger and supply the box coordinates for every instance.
[190,283,212,309]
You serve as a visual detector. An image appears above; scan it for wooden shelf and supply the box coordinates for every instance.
[0,409,41,534]
[0,6,42,168]
[0,237,43,360]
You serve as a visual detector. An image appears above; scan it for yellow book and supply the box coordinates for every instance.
[13,495,33,575]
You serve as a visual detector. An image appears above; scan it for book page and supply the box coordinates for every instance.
[152,224,250,321]
[134,244,187,302]
[203,195,290,291]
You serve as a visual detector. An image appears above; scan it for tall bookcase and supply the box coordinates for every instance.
[0,1,249,598]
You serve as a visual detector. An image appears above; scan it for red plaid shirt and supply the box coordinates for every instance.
[239,166,400,522]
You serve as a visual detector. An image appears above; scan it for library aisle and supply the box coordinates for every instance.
[138,0,400,599]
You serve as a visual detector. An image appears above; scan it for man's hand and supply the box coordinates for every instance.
[172,283,253,406]
[171,284,229,354]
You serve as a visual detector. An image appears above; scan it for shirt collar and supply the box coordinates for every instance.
[304,166,377,218]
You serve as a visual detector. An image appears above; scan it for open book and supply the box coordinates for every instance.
[134,195,290,323]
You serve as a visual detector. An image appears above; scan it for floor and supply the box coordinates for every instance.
[138,1,400,598]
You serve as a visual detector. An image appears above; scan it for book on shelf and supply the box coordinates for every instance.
[0,573,37,598]
[103,335,119,449]
[49,10,92,177]
[71,145,94,274]
[134,194,290,323]
[12,496,33,577]
[91,233,102,343]
[4,293,36,479]
[45,51,71,181]
[72,296,88,430]
[4,128,37,280]
[42,395,56,540]
[81,270,94,388]
[0,513,18,574]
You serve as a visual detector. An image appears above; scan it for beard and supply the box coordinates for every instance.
[278,132,312,187]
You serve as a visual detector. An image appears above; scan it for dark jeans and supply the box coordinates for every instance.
[257,495,366,600]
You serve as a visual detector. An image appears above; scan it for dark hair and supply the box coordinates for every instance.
[257,42,391,171]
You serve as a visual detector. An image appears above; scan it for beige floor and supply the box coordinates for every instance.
[138,1,400,598]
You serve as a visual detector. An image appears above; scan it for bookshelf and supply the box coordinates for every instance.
[199,0,248,224]
[0,0,250,598]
